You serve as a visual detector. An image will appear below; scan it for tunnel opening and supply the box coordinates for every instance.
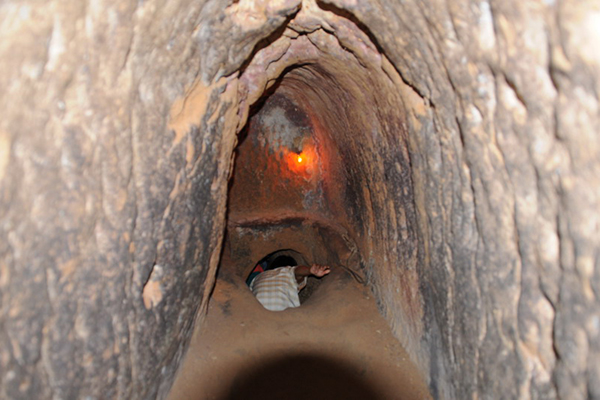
[244,249,325,305]
[168,3,430,398]
[245,250,302,287]
[221,2,425,354]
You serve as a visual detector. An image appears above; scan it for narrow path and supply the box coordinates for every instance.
[168,262,431,400]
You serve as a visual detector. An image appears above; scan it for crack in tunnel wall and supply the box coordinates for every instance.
[1,0,599,399]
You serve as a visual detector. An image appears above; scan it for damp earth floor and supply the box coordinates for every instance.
[167,250,432,400]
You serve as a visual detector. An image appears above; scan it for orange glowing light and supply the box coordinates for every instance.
[285,145,316,177]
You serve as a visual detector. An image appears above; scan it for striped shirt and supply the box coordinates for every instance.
[250,267,307,311]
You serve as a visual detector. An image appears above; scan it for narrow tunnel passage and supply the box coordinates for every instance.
[167,20,430,395]
[162,1,600,397]
[2,0,599,399]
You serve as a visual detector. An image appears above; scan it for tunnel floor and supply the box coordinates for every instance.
[168,248,431,400]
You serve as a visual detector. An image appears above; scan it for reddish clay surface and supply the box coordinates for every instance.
[168,255,432,400]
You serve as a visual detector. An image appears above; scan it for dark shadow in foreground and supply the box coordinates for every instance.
[219,353,387,400]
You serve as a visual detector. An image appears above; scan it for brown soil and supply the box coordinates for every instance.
[168,263,432,400]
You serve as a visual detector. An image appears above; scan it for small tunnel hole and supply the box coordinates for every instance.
[245,250,301,286]
[243,248,325,307]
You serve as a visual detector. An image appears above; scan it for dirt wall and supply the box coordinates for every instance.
[0,0,598,399]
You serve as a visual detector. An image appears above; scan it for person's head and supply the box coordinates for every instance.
[268,255,297,270]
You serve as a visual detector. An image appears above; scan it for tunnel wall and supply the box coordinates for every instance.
[339,1,600,398]
[276,63,425,358]
[1,0,599,399]
[0,1,246,398]
[338,1,600,398]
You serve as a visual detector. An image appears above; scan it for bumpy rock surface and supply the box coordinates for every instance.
[0,0,598,399]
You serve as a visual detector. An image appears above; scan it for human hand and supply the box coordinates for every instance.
[310,264,331,277]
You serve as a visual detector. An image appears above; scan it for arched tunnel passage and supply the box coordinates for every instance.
[165,1,600,397]
[219,21,422,326]
[169,37,429,395]
[1,0,599,399]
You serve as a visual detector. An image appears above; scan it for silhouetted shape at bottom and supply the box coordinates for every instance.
[221,353,387,400]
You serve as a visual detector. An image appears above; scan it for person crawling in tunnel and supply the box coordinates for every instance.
[248,255,330,311]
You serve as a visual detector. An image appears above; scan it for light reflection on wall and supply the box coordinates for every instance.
[285,142,317,178]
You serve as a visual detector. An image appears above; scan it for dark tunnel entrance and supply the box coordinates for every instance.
[244,249,328,306]
[245,250,303,287]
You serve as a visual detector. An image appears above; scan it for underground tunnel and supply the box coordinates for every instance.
[1,0,599,399]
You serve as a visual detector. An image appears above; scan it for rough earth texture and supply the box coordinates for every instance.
[0,0,599,399]
[168,244,431,400]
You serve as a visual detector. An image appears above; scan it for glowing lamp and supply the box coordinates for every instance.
[285,146,316,176]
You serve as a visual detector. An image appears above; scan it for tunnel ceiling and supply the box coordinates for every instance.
[1,0,599,399]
